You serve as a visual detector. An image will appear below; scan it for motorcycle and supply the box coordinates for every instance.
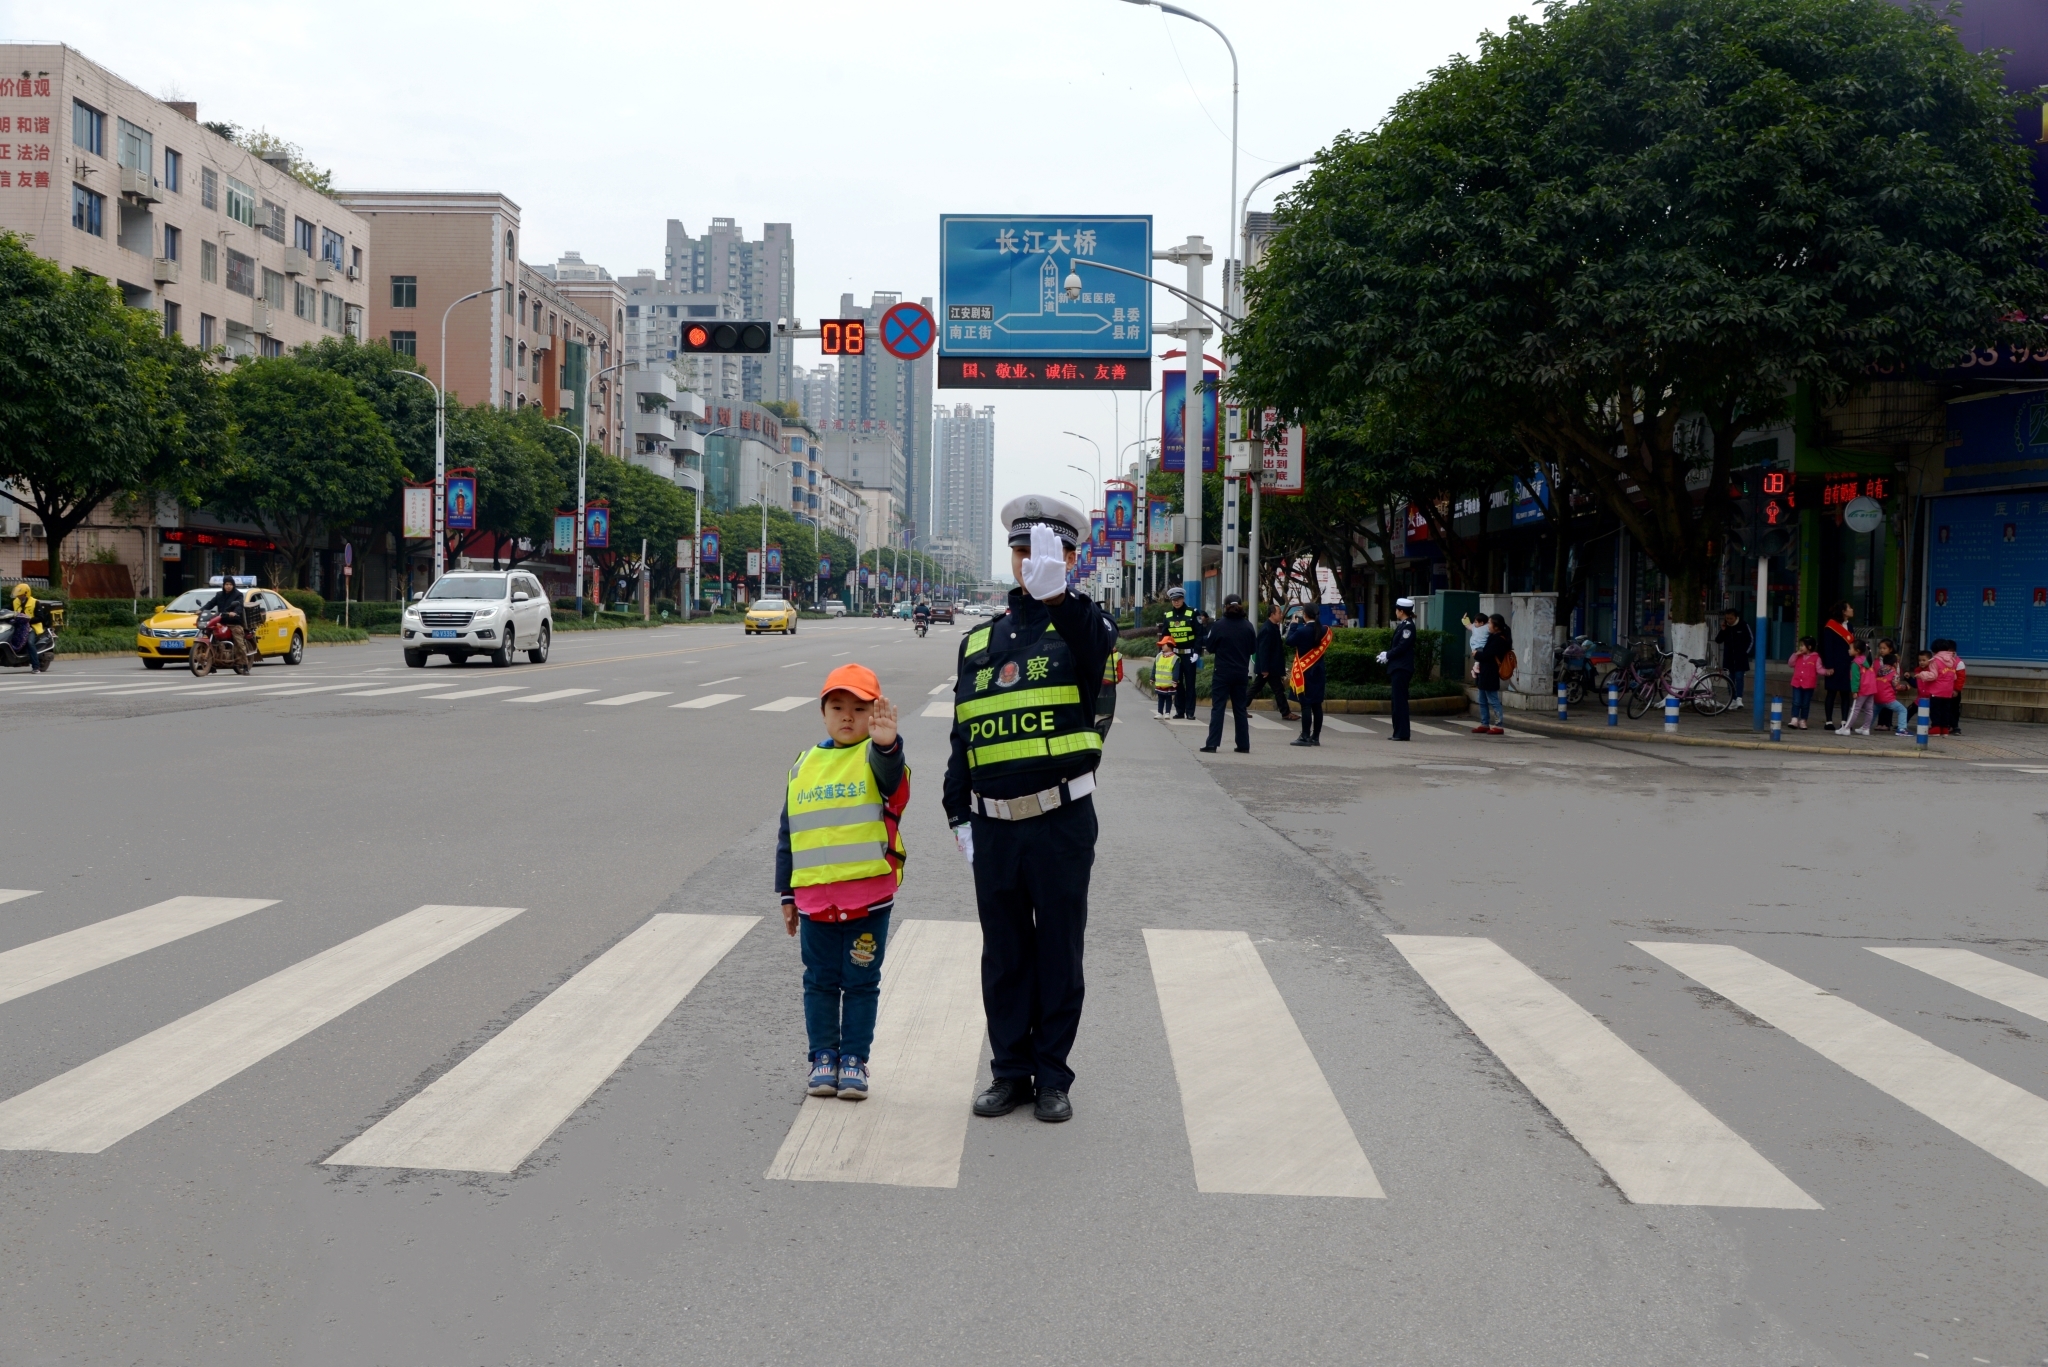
[189,608,253,677]
[914,616,929,638]
[1554,635,1612,705]
[0,605,57,671]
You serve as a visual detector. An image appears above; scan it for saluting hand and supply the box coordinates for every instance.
[868,694,898,746]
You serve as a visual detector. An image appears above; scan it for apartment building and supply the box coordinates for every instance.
[834,291,934,545]
[2,44,370,356]
[932,403,997,582]
[664,217,794,404]
[619,268,743,404]
[792,362,838,427]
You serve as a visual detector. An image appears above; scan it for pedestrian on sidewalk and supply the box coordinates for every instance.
[1716,608,1753,709]
[1950,642,1969,736]
[1917,640,1962,735]
[1840,639,1877,735]
[1820,603,1856,727]
[1472,614,1511,735]
[1463,612,1490,676]
[948,494,1115,1125]
[776,664,909,1104]
[1162,586,1198,718]
[1287,609,1331,747]
[1249,601,1295,721]
[1873,640,1909,735]
[1788,637,1823,728]
[1152,636,1179,716]
[1379,597,1417,741]
[1201,594,1257,754]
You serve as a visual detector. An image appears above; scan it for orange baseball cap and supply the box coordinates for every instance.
[820,663,881,701]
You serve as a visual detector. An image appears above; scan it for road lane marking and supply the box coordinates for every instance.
[1408,720,1455,735]
[1636,941,2048,1189]
[1144,928,1383,1198]
[0,889,38,906]
[928,679,954,695]
[327,914,755,1173]
[696,676,741,686]
[509,688,598,703]
[831,653,849,658]
[340,682,462,697]
[752,696,810,712]
[672,693,742,709]
[253,684,375,699]
[1244,712,1285,730]
[586,691,671,706]
[1321,716,1369,733]
[0,896,276,1007]
[779,660,810,668]
[767,919,984,1188]
[432,685,526,700]
[2,683,140,696]
[0,904,522,1153]
[1391,936,1817,1208]
[919,701,952,719]
[1868,947,2048,1025]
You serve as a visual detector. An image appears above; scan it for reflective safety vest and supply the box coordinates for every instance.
[954,613,1103,783]
[1162,607,1196,646]
[1153,653,1178,689]
[785,741,905,888]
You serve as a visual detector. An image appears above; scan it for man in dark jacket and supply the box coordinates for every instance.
[1715,608,1754,708]
[1819,601,1855,726]
[1379,597,1418,740]
[203,577,252,664]
[1200,595,1258,753]
[1249,602,1294,720]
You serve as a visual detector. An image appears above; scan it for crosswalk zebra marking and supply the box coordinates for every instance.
[1636,941,2048,1189]
[327,913,755,1174]
[919,700,952,719]
[0,889,40,906]
[340,682,461,697]
[431,685,526,700]
[1392,936,1817,1208]
[509,688,598,703]
[767,919,985,1188]
[1868,947,2048,1025]
[928,679,954,695]
[0,896,277,1007]
[252,683,375,699]
[1144,928,1383,1198]
[586,691,671,706]
[751,696,810,712]
[671,693,742,709]
[0,904,522,1154]
[1320,716,1370,733]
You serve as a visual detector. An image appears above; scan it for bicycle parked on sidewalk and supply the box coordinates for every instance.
[1623,646,1735,718]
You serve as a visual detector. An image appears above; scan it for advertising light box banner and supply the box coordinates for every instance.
[1149,499,1175,550]
[553,515,575,553]
[701,530,720,563]
[403,486,433,539]
[445,475,476,531]
[584,505,609,549]
[1104,487,1136,541]
[766,548,782,576]
[1926,491,2048,664]
[1161,369,1220,473]
[939,215,1151,358]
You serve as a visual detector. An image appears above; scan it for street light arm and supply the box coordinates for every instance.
[1068,258,1236,327]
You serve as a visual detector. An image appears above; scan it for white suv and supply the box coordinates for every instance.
[402,570,552,667]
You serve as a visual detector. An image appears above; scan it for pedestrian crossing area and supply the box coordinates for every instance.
[5,886,2046,1205]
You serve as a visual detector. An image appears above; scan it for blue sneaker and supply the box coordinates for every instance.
[836,1054,869,1100]
[806,1050,839,1097]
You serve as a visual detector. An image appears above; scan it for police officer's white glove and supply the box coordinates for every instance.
[1020,523,1069,601]
[1376,651,1388,664]
[953,823,975,865]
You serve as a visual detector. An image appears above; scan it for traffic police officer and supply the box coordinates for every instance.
[1379,597,1418,741]
[945,494,1115,1124]
[1161,586,1198,718]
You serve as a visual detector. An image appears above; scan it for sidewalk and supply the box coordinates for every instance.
[1504,693,2048,762]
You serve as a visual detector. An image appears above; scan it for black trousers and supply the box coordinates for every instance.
[971,794,1096,1092]
[1389,669,1413,738]
[1249,668,1293,717]
[1824,687,1852,723]
[1206,675,1251,750]
[1298,687,1324,741]
[1174,653,1200,717]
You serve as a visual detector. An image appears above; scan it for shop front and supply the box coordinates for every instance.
[1925,389,2048,668]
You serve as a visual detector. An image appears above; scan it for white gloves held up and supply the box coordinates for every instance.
[1020,523,1069,601]
[1376,651,1388,664]
[954,824,975,865]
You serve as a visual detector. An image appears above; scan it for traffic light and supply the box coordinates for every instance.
[679,320,774,354]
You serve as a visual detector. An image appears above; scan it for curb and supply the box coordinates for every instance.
[1504,713,1951,759]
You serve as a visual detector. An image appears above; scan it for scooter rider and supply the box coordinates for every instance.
[8,583,52,672]
[202,576,252,664]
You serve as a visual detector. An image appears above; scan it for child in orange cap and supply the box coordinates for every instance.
[774,663,909,1101]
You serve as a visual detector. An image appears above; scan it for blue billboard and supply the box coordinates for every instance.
[939,215,1151,358]
[1926,491,2048,664]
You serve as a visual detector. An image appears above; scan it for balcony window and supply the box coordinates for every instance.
[200,166,216,211]
[225,247,255,296]
[71,184,104,236]
[262,268,284,309]
[294,217,314,255]
[321,290,343,332]
[116,118,152,173]
[162,301,179,338]
[198,313,214,348]
[163,148,181,193]
[224,176,255,228]
[161,224,180,261]
[390,275,416,308]
[391,330,417,358]
[72,100,104,156]
[260,199,284,242]
[320,227,344,268]
[200,239,218,283]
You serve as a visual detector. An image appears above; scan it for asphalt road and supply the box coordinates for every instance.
[1,619,2044,1366]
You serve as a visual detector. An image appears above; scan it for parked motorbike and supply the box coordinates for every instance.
[189,608,253,677]
[0,606,56,671]
[1554,635,1613,705]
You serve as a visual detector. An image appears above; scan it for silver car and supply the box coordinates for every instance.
[401,570,553,667]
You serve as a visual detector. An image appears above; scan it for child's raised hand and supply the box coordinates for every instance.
[868,694,898,746]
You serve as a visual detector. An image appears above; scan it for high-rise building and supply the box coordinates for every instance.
[619,268,742,403]
[664,217,794,405]
[833,291,934,547]
[932,403,996,582]
[792,363,838,427]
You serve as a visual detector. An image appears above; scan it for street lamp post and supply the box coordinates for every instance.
[392,368,440,602]
[755,453,800,603]
[436,286,505,580]
[1236,157,1315,623]
[573,359,622,613]
[693,425,738,614]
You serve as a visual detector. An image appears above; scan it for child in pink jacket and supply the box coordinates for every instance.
[1787,637,1824,729]
[1839,640,1877,736]
[1917,642,1961,735]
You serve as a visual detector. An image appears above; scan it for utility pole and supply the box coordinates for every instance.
[1155,236,1213,611]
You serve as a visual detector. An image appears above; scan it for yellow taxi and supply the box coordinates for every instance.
[137,586,309,669]
[744,596,798,635]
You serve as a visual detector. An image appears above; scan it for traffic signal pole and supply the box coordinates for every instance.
[1152,237,1214,610]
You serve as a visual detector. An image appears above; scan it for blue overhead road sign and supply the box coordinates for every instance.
[939,215,1152,359]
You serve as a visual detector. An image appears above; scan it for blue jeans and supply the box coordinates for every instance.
[1791,686,1814,721]
[799,909,890,1058]
[1875,700,1909,733]
[1477,689,1503,726]
[1727,667,1746,700]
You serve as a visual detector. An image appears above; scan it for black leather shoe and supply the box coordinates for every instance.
[1033,1088,1073,1123]
[973,1077,1033,1117]
[1289,736,1313,747]
[1198,745,1218,753]
[1233,747,1250,754]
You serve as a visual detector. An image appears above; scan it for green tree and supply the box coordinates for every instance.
[0,233,228,588]
[443,404,566,568]
[1235,0,2046,644]
[217,358,406,586]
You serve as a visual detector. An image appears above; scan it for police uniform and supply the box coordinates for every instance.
[1386,597,1418,741]
[1161,593,1198,718]
[945,494,1114,1124]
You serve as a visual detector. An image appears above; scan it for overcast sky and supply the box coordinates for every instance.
[16,0,1534,579]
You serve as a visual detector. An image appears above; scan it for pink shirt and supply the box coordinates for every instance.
[1856,658,1880,697]
[1917,652,1958,698]
[1789,652,1821,689]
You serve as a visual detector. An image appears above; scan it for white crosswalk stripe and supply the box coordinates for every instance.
[431,685,526,700]
[1868,947,2048,1024]
[672,693,742,709]
[0,896,276,1007]
[328,914,755,1173]
[1637,941,2048,1189]
[928,679,955,695]
[586,691,671,706]
[0,889,39,906]
[1320,715,1369,733]
[768,919,986,1188]
[340,682,460,697]
[0,904,522,1154]
[751,696,810,712]
[1145,929,1382,1198]
[919,700,952,719]
[510,688,598,703]
[1392,936,1817,1208]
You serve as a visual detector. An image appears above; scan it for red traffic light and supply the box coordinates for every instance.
[680,321,773,354]
[685,323,710,348]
